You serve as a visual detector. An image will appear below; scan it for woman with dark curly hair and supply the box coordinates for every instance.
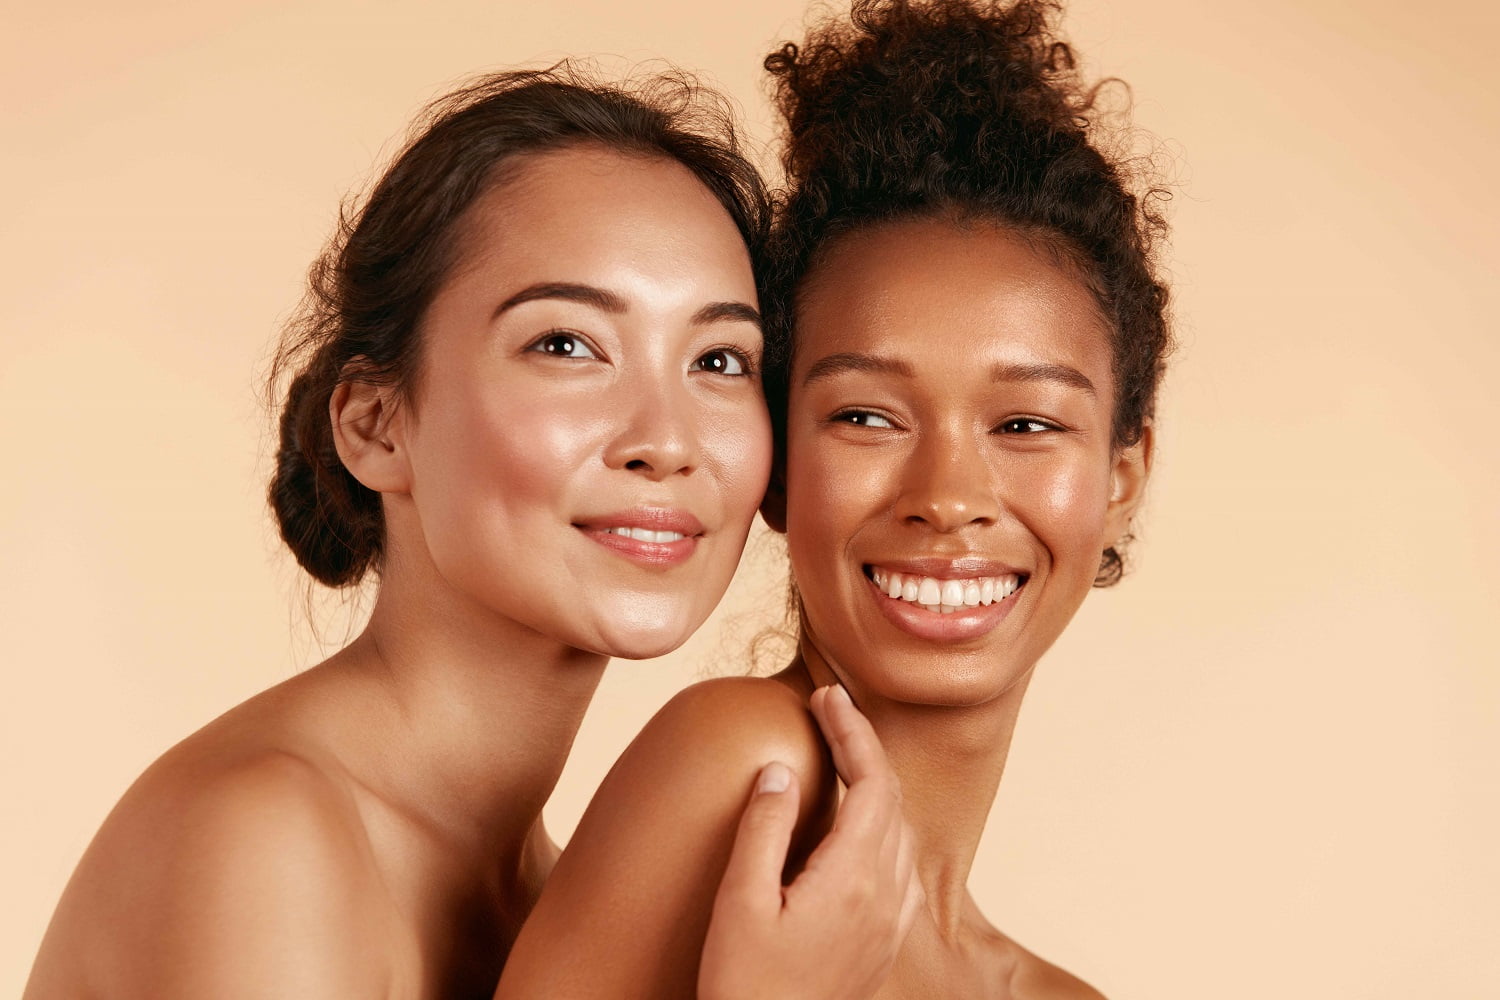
[496,1,1170,996]
[23,66,918,1000]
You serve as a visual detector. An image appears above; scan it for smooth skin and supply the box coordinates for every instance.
[495,217,1151,999]
[24,147,915,1000]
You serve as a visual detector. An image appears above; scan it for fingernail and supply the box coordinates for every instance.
[830,684,853,707]
[757,761,791,794]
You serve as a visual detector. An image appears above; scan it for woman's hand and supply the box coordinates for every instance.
[698,685,921,1000]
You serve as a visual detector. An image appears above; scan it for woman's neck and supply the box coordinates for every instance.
[876,688,1027,934]
[790,644,1033,939]
[302,537,610,865]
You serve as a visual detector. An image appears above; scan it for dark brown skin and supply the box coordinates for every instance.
[498,676,922,1000]
[496,217,1148,998]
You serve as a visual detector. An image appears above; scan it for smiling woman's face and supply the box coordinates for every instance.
[782,216,1148,706]
[383,145,770,659]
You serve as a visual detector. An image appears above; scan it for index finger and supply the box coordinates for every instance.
[810,684,890,787]
[797,685,905,884]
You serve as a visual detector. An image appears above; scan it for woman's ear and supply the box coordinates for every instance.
[1103,422,1153,544]
[760,461,788,534]
[330,379,412,495]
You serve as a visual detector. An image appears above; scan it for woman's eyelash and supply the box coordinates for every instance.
[525,331,599,359]
[828,411,1061,433]
[832,409,896,429]
[693,348,758,377]
[997,417,1061,433]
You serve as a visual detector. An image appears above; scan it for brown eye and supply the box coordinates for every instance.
[998,418,1055,434]
[692,349,750,376]
[528,332,598,359]
[836,410,895,429]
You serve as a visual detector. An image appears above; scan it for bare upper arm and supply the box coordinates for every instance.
[495,677,833,1000]
[26,750,394,1000]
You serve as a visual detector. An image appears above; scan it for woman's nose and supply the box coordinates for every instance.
[895,430,1001,531]
[601,381,700,481]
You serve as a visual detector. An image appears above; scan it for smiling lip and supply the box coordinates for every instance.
[863,558,1028,642]
[868,556,1024,579]
[576,508,704,568]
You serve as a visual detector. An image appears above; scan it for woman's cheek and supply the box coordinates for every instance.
[709,399,773,516]
[1028,457,1113,565]
[789,438,853,537]
[487,386,610,479]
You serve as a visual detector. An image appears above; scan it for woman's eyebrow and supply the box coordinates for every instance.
[802,352,913,386]
[492,282,627,319]
[991,361,1096,396]
[491,284,760,330]
[692,301,762,329]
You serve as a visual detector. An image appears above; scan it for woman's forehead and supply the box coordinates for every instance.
[793,217,1113,380]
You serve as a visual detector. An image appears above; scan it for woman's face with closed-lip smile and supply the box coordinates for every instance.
[377,145,771,659]
[780,216,1149,706]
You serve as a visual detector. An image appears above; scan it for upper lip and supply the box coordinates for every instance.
[576,508,706,536]
[863,556,1027,579]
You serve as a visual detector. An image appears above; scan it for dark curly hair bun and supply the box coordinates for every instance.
[765,0,1172,586]
[270,365,385,588]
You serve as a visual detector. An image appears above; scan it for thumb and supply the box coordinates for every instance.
[714,762,801,917]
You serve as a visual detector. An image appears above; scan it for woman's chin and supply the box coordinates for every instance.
[577,614,699,662]
[583,583,738,660]
[595,636,685,661]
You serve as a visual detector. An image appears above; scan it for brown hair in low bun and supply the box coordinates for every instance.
[268,65,770,587]
[764,0,1172,586]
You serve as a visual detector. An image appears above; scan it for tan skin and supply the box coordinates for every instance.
[498,216,1152,999]
[24,147,916,1000]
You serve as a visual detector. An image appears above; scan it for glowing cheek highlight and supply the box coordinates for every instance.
[703,405,773,510]
[1026,461,1114,572]
[474,388,576,473]
[1038,468,1089,518]
[1065,462,1115,515]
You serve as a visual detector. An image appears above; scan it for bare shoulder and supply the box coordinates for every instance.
[26,728,390,999]
[1007,940,1108,1000]
[585,674,835,864]
[637,675,831,784]
[496,676,833,997]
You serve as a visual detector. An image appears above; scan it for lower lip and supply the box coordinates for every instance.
[580,527,699,567]
[867,574,1023,642]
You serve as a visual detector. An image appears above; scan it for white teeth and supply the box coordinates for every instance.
[605,526,686,543]
[869,567,1024,612]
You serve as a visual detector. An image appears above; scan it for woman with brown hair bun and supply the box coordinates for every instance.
[23,65,917,1000]
[495,1,1172,996]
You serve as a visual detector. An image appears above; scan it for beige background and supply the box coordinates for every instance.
[3,0,1497,996]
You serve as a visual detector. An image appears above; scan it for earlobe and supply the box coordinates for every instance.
[1104,422,1153,542]
[330,379,412,495]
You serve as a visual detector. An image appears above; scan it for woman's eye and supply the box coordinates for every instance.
[998,417,1056,434]
[692,349,751,376]
[527,333,598,359]
[836,410,895,429]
